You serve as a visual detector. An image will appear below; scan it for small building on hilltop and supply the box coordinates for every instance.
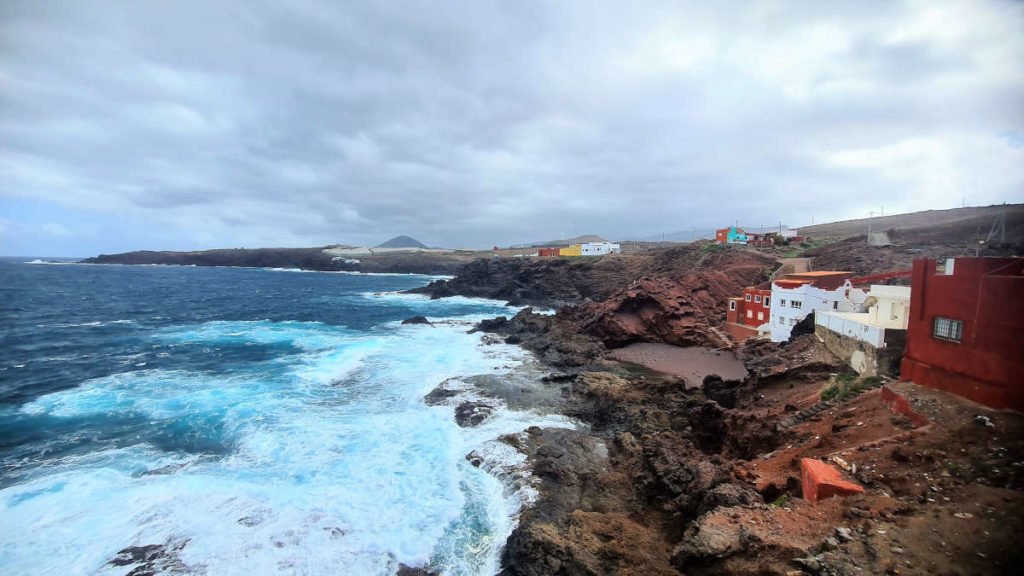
[556,242,620,257]
[725,283,772,342]
[715,227,748,245]
[580,242,621,256]
[770,271,868,342]
[900,257,1024,412]
[815,285,911,376]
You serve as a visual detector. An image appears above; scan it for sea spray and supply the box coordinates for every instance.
[0,262,574,575]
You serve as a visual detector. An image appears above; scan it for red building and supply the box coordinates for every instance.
[901,257,1024,412]
[537,247,560,257]
[725,283,772,342]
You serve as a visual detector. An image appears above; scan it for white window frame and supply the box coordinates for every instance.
[757,311,764,321]
[779,299,786,307]
[745,294,752,302]
[746,310,753,319]
[933,317,963,343]
[754,295,761,303]
[791,300,802,309]
[764,297,770,307]
[729,301,737,311]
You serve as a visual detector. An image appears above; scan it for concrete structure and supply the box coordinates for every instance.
[815,285,911,376]
[725,283,772,342]
[580,242,621,256]
[901,257,1024,412]
[769,271,868,342]
[558,244,582,257]
[715,227,748,245]
[801,458,864,503]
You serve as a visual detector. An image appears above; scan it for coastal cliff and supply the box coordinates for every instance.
[419,243,1024,576]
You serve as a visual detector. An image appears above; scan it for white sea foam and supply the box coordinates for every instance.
[3,302,570,575]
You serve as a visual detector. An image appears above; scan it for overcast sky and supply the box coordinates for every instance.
[1,0,1022,255]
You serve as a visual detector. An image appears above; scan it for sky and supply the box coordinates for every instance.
[1,0,1022,256]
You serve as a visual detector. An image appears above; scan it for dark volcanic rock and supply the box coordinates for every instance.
[397,565,438,576]
[787,311,816,342]
[423,386,460,405]
[702,374,744,409]
[471,309,604,370]
[401,315,432,325]
[107,539,193,576]
[454,401,495,427]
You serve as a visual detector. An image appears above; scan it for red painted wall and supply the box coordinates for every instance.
[537,248,560,257]
[739,287,771,327]
[715,229,729,244]
[901,258,1024,412]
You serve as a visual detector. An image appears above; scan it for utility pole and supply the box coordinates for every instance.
[867,211,874,244]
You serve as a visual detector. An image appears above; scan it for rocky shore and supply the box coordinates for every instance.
[417,245,1024,575]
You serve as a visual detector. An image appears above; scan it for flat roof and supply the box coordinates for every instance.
[787,271,852,277]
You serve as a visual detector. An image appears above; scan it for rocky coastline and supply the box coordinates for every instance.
[79,246,474,275]
[416,245,1024,576]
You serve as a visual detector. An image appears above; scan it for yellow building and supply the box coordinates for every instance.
[559,244,582,256]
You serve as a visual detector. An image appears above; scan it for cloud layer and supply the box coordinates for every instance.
[2,0,1022,254]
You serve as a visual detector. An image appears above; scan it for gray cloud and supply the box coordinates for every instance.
[1,0,1022,254]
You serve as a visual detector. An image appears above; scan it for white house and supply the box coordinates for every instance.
[580,242,621,256]
[769,272,869,342]
[814,285,911,347]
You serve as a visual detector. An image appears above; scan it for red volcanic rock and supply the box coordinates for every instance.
[570,262,765,349]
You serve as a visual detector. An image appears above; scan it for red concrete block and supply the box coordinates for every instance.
[801,458,865,503]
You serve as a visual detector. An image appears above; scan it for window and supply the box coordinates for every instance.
[832,301,838,310]
[790,318,797,326]
[746,310,753,319]
[754,295,761,303]
[757,311,764,321]
[745,294,751,302]
[933,317,963,343]
[778,316,784,325]
[729,301,736,311]
[791,300,802,309]
[764,297,770,307]
[779,299,786,307]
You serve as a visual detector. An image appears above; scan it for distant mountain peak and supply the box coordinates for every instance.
[376,235,428,249]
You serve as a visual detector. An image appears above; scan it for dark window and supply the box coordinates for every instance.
[933,317,963,343]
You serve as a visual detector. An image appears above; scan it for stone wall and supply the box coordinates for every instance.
[815,323,906,377]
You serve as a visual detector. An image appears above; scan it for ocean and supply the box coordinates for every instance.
[0,259,574,575]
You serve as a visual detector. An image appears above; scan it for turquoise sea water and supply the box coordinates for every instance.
[0,260,572,575]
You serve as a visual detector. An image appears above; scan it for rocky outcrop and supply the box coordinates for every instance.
[401,315,432,325]
[736,335,844,387]
[412,245,776,308]
[471,309,605,370]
